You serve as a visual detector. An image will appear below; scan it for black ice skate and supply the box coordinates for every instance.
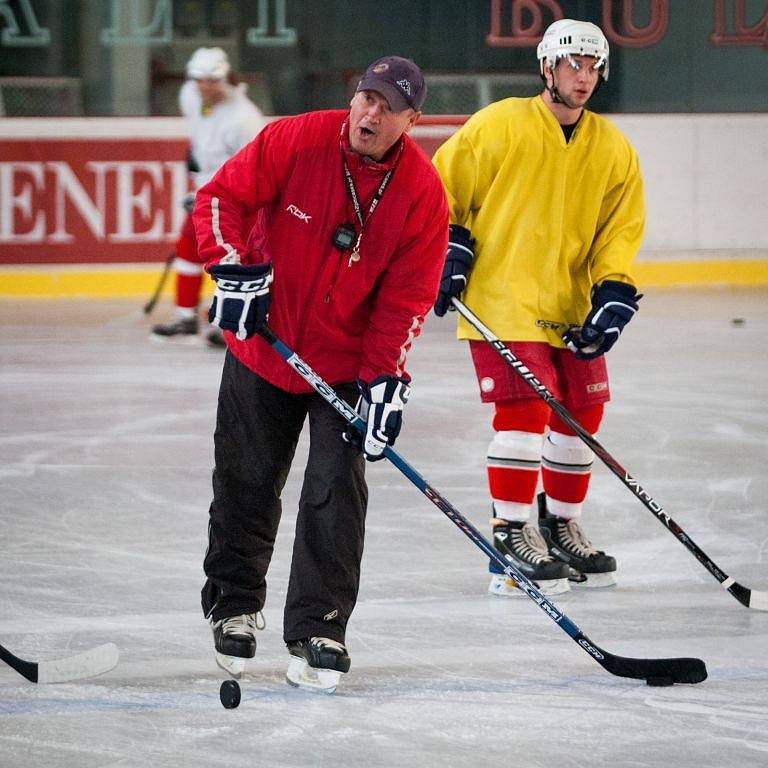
[150,316,199,344]
[211,613,261,678]
[285,637,350,694]
[488,517,570,597]
[537,492,617,588]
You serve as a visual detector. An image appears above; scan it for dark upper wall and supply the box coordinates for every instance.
[0,0,765,115]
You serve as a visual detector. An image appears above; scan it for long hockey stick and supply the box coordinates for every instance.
[257,325,706,685]
[0,640,119,683]
[452,297,768,612]
[143,253,175,315]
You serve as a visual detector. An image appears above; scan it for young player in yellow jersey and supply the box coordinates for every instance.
[432,19,645,596]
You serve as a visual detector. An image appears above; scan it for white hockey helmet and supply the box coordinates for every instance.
[186,47,231,80]
[536,19,609,81]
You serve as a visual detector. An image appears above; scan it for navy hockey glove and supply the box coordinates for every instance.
[433,225,474,317]
[345,376,411,462]
[563,280,642,360]
[207,262,273,341]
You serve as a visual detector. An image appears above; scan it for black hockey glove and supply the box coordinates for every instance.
[344,375,411,462]
[207,261,273,341]
[433,224,474,317]
[563,279,642,360]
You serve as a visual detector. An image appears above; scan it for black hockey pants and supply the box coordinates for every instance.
[201,352,367,644]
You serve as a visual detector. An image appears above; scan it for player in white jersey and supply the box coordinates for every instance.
[151,47,266,347]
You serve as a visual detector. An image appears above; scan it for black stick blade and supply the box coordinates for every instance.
[600,650,707,685]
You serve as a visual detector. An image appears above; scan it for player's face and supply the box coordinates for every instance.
[195,78,227,108]
[549,55,601,108]
[348,90,419,161]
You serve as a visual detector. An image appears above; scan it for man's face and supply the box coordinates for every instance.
[348,90,419,161]
[547,55,601,109]
[195,78,228,109]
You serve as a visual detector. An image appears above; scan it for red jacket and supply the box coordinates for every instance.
[193,109,448,393]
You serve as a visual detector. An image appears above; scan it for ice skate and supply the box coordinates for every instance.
[211,613,260,678]
[488,517,570,596]
[150,315,199,344]
[285,637,350,694]
[537,492,617,587]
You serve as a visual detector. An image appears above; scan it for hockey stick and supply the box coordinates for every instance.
[0,640,119,684]
[143,253,175,315]
[257,324,706,685]
[452,297,768,612]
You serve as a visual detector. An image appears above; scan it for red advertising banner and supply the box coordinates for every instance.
[0,119,190,265]
[0,117,459,267]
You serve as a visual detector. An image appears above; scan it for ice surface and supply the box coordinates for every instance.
[1,290,767,768]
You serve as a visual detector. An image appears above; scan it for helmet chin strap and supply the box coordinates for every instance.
[544,76,563,104]
[546,70,576,109]
[547,81,565,105]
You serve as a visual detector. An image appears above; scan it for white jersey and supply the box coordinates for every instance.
[179,80,266,189]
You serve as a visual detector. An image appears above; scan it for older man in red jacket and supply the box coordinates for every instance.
[192,56,448,693]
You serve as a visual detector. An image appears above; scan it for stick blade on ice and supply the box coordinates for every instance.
[727,582,768,611]
[600,649,707,685]
[36,642,120,684]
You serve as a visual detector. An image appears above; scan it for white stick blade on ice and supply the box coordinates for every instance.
[749,590,768,611]
[36,643,120,684]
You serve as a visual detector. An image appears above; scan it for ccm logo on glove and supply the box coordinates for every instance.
[212,277,271,292]
[207,261,273,341]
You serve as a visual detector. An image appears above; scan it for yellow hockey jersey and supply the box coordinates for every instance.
[432,95,645,346]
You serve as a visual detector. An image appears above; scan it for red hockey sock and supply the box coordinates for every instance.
[487,400,549,519]
[174,234,204,310]
[542,405,604,513]
[176,270,203,310]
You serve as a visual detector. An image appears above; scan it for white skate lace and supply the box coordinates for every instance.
[557,519,599,557]
[221,611,266,637]
[512,523,556,565]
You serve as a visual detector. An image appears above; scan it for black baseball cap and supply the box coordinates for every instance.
[356,56,426,112]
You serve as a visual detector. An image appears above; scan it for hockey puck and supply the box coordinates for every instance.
[646,676,675,687]
[731,317,745,326]
[219,679,241,708]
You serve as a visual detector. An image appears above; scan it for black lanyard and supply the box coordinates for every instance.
[341,147,399,265]
[342,161,394,229]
